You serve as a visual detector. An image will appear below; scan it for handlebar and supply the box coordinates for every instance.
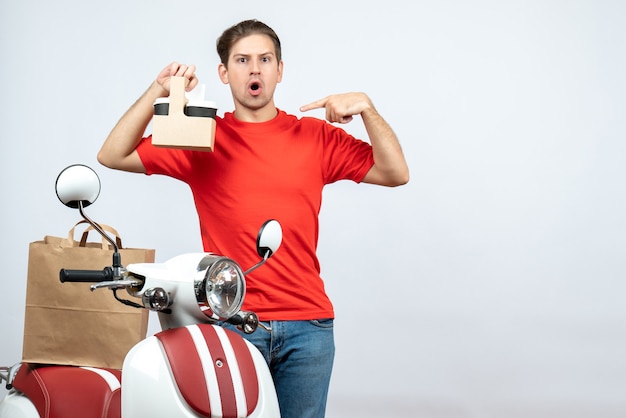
[59,267,114,283]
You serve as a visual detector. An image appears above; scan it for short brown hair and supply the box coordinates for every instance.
[216,19,282,67]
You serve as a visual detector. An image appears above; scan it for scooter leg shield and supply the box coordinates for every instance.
[122,324,280,417]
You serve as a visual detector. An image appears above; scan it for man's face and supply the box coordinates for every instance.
[218,33,283,113]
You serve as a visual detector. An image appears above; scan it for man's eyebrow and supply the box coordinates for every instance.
[232,51,275,58]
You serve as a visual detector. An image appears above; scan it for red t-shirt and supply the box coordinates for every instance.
[137,109,374,320]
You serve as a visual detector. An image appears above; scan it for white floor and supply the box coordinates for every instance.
[326,396,626,418]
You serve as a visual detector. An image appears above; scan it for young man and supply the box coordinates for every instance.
[98,19,408,418]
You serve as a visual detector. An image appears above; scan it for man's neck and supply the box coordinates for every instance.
[233,104,278,122]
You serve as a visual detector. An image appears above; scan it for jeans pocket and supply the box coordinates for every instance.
[309,318,334,329]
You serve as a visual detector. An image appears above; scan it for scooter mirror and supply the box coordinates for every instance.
[256,219,282,258]
[55,164,101,209]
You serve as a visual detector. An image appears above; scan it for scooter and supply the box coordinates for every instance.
[0,164,282,418]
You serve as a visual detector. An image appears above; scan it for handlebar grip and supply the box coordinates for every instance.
[59,267,114,283]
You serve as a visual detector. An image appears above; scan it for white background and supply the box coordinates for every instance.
[1,1,625,417]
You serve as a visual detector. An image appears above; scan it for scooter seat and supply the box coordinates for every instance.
[12,363,121,418]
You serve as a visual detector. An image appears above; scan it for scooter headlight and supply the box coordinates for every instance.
[195,255,245,320]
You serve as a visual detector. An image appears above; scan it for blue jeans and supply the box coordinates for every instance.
[220,319,335,418]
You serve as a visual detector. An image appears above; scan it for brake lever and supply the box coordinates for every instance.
[90,279,143,291]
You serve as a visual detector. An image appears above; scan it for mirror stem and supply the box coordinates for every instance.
[243,250,270,275]
[78,201,121,268]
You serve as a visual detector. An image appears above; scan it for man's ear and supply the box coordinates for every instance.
[218,63,229,84]
[277,60,284,83]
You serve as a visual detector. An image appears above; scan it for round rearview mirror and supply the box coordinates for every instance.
[55,164,101,208]
[256,219,283,258]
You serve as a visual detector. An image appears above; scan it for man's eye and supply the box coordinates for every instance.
[238,57,247,63]
[262,57,271,63]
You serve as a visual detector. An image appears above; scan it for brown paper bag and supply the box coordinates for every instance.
[22,221,155,369]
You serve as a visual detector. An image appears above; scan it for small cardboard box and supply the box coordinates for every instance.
[152,76,217,151]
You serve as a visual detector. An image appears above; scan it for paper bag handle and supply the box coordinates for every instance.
[65,220,124,249]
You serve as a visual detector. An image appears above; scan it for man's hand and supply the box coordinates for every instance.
[156,62,199,94]
[300,92,373,124]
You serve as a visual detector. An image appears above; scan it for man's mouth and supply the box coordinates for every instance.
[249,81,261,96]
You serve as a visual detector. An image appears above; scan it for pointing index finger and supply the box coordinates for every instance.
[299,96,328,112]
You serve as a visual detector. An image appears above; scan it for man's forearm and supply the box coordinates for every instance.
[98,82,165,172]
[361,108,409,186]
